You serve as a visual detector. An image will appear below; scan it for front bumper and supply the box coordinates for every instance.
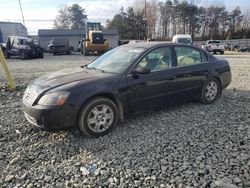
[25,49,42,57]
[208,49,224,53]
[22,101,77,129]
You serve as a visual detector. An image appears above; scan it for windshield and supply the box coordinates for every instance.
[87,46,145,73]
[177,38,192,44]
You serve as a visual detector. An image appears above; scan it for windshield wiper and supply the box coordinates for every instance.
[95,68,105,73]
[81,65,105,73]
[80,64,88,68]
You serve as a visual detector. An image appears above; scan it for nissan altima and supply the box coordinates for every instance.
[22,42,231,137]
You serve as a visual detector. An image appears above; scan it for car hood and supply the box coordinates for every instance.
[26,67,108,100]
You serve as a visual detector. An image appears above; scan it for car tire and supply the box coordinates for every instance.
[220,51,224,54]
[39,52,44,58]
[20,50,27,60]
[83,48,89,56]
[213,51,216,54]
[2,49,9,59]
[78,97,118,137]
[200,78,221,104]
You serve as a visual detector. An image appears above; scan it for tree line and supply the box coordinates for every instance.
[107,0,250,40]
[53,2,250,41]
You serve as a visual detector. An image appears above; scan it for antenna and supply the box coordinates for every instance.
[18,0,25,26]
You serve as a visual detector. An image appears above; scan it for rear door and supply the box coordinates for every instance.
[173,46,210,102]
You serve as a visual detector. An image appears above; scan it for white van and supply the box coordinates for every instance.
[172,34,192,45]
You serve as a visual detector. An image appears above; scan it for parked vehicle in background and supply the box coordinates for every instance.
[172,34,192,45]
[128,40,145,44]
[23,42,231,137]
[202,40,225,54]
[81,22,109,56]
[48,38,71,55]
[1,36,44,60]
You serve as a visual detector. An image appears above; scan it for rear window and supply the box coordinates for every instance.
[175,46,206,66]
[177,38,192,44]
[208,40,221,44]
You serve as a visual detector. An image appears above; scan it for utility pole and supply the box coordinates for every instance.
[18,0,25,26]
[144,0,148,40]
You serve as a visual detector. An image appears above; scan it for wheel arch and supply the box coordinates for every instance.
[213,76,222,95]
[77,93,124,122]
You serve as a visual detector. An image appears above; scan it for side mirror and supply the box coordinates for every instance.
[133,67,151,75]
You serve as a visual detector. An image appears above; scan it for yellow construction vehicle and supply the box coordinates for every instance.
[81,22,109,56]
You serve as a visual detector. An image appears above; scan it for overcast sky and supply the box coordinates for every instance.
[0,0,249,35]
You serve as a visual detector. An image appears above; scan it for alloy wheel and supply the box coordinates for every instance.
[205,81,218,101]
[87,104,114,133]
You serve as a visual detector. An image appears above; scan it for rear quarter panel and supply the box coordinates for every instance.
[208,57,231,89]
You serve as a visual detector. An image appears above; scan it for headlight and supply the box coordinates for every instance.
[38,91,70,106]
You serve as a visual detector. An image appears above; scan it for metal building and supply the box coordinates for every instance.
[38,29,119,51]
[0,21,27,43]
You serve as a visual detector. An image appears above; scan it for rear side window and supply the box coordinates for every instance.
[175,46,205,66]
[208,40,220,44]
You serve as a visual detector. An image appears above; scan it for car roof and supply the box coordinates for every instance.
[124,41,195,49]
[8,36,31,40]
[173,34,192,38]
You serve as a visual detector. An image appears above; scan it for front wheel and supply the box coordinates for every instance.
[2,49,9,59]
[200,78,221,104]
[78,97,118,137]
[20,50,27,60]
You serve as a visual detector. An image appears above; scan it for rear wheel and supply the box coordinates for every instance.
[200,78,221,104]
[220,51,224,54]
[78,97,118,137]
[38,52,44,58]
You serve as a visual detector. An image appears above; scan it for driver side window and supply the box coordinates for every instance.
[137,47,172,71]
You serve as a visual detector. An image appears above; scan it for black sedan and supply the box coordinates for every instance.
[22,42,231,137]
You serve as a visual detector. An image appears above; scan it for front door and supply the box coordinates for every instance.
[11,38,20,55]
[126,46,177,110]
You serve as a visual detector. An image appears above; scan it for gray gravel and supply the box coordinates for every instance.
[0,53,249,188]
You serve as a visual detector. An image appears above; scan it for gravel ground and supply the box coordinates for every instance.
[0,53,249,188]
